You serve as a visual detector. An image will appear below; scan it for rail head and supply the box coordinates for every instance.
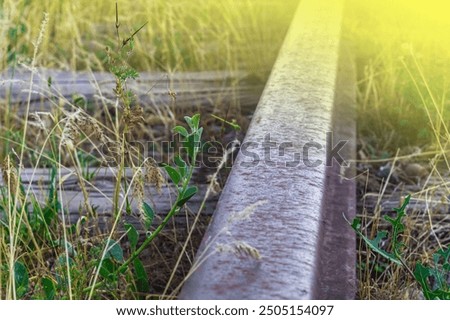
[179,0,356,300]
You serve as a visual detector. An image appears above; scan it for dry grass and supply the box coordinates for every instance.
[3,0,448,300]
[0,0,299,299]
[1,0,298,78]
[347,0,450,299]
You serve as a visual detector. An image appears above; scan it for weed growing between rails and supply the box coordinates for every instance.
[0,7,207,299]
[349,195,449,300]
[0,115,204,299]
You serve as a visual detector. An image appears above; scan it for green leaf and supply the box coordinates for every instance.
[348,195,413,267]
[73,94,87,109]
[105,239,124,262]
[174,155,187,178]
[14,261,29,298]
[191,114,200,130]
[196,127,204,140]
[177,186,198,207]
[184,133,202,159]
[349,218,402,265]
[57,254,74,268]
[164,165,181,184]
[99,258,117,281]
[395,195,411,213]
[41,277,56,300]
[111,65,139,82]
[434,247,450,269]
[56,240,77,257]
[184,116,193,129]
[183,135,195,159]
[384,195,409,255]
[133,258,150,293]
[55,255,73,290]
[125,197,133,215]
[350,217,361,229]
[125,223,139,251]
[142,202,155,229]
[173,126,188,137]
[414,263,433,300]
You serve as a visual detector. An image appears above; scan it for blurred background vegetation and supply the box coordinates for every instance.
[347,0,450,154]
[347,0,450,299]
[0,0,299,81]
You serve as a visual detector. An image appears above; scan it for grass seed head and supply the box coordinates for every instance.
[145,157,164,193]
[228,200,267,223]
[216,241,261,260]
[1,155,21,200]
[206,174,221,194]
[123,105,144,130]
[29,112,53,133]
[61,110,106,150]
[132,166,145,216]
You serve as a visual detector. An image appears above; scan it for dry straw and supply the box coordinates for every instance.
[61,110,106,150]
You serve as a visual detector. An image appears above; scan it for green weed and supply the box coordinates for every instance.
[349,195,449,300]
[0,6,203,299]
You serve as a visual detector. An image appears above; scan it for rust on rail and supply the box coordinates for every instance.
[180,0,356,299]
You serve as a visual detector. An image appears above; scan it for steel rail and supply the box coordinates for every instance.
[180,0,356,299]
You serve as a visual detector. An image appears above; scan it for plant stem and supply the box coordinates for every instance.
[85,145,197,294]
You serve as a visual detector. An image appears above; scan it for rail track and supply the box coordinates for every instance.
[180,0,357,299]
[3,0,432,299]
